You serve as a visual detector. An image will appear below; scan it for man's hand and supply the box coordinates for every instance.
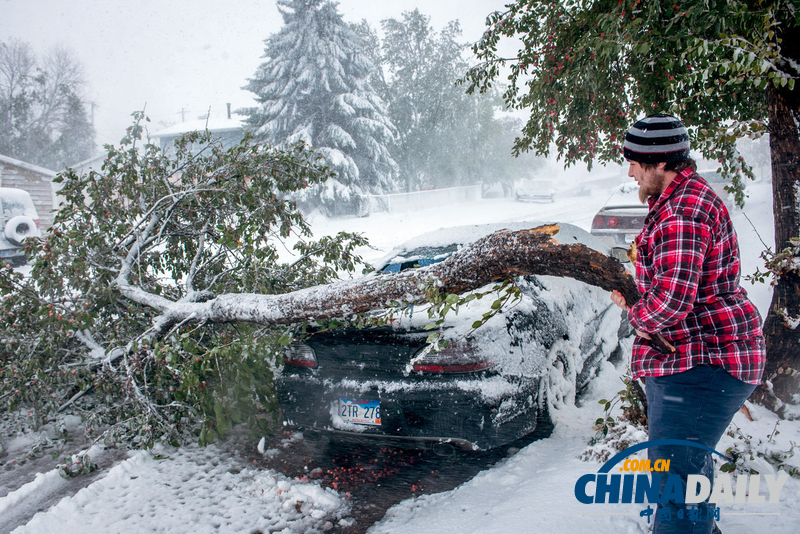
[611,290,651,340]
[610,290,630,311]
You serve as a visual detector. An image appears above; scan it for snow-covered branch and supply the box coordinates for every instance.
[125,225,637,338]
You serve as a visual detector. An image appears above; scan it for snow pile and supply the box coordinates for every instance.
[580,420,648,464]
[8,443,350,534]
[717,403,800,479]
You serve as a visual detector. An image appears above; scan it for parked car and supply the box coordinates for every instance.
[514,179,555,203]
[0,188,41,267]
[277,222,630,451]
[590,182,646,263]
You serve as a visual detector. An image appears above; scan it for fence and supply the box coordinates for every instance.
[364,184,482,215]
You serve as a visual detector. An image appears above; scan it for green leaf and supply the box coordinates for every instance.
[720,463,736,473]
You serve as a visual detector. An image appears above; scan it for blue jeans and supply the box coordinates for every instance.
[646,364,756,534]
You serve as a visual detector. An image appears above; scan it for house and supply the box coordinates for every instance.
[68,153,106,177]
[150,108,245,157]
[0,154,58,230]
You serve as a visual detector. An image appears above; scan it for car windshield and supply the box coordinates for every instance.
[380,244,459,273]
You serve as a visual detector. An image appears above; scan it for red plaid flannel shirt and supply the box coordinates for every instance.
[629,168,765,384]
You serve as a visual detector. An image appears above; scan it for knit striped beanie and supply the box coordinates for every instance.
[623,113,690,164]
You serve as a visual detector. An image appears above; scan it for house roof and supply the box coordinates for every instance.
[150,117,245,139]
[68,153,106,170]
[0,154,58,177]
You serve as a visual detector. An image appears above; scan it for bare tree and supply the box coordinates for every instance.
[0,39,35,137]
[0,39,94,169]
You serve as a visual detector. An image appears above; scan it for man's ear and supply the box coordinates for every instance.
[656,161,668,171]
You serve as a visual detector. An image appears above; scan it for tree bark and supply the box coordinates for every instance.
[753,25,800,409]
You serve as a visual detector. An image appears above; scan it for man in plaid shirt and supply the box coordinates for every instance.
[611,114,765,534]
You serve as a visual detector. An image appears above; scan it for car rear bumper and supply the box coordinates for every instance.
[302,426,481,451]
[277,371,542,451]
[590,230,637,247]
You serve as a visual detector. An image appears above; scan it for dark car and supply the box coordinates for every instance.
[277,222,629,451]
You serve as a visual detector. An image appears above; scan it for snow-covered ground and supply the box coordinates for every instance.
[3,176,797,534]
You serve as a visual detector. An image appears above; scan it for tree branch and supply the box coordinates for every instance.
[128,224,639,332]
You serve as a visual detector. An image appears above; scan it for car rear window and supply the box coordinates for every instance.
[380,245,459,273]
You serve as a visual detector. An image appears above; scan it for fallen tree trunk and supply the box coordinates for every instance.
[137,224,640,332]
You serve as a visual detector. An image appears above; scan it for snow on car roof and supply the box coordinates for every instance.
[601,181,643,208]
[375,221,611,268]
[0,187,39,217]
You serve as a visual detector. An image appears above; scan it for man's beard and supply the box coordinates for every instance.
[639,170,668,203]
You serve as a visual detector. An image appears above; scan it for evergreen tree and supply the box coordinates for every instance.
[243,0,398,216]
[0,40,95,169]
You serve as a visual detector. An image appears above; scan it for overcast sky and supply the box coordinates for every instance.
[1,0,510,148]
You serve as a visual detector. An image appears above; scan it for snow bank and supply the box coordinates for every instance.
[13,443,350,534]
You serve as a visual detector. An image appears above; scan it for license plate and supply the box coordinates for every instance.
[339,399,381,426]
[624,233,636,243]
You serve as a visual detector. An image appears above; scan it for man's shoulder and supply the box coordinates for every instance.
[669,172,728,222]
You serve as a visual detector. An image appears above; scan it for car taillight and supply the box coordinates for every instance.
[592,215,604,229]
[412,340,495,374]
[284,341,317,368]
[606,216,619,228]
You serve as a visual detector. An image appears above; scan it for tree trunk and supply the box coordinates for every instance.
[143,225,639,334]
[753,29,800,409]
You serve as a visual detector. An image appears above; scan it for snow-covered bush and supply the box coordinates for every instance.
[581,371,648,462]
[0,112,369,448]
[718,420,800,479]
